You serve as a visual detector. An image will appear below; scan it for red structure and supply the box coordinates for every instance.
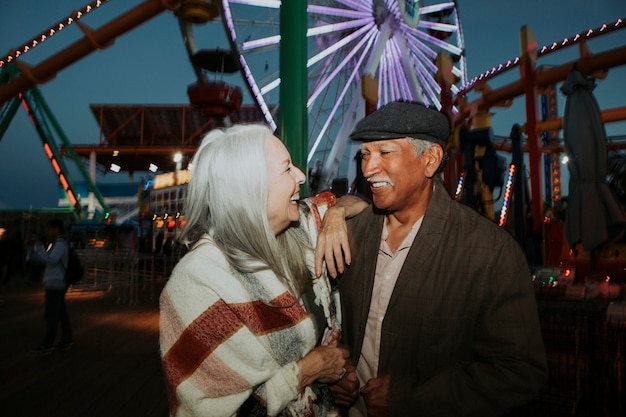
[447,18,626,280]
[450,19,626,233]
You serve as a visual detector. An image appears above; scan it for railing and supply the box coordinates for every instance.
[68,248,182,305]
[518,292,626,417]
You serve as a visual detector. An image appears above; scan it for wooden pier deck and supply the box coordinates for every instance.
[1,272,624,417]
[0,277,169,417]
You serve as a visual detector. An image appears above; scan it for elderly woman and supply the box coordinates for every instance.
[159,124,366,416]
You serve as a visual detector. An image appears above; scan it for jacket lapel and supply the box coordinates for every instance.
[386,183,449,311]
[351,208,384,352]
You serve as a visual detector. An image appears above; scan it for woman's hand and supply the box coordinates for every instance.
[315,195,368,278]
[315,206,351,279]
[297,345,350,389]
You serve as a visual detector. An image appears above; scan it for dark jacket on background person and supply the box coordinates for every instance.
[338,181,547,417]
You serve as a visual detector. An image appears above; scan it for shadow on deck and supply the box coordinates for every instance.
[0,276,169,417]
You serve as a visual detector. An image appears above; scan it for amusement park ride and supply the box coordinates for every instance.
[0,0,625,273]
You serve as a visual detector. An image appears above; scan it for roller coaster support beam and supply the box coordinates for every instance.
[510,124,525,245]
[0,0,181,106]
[520,26,543,236]
[537,105,626,132]
[454,44,626,125]
[455,42,626,236]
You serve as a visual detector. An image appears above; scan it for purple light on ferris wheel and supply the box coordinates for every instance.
[407,39,439,86]
[406,34,437,62]
[222,0,467,174]
[260,77,280,96]
[419,20,456,34]
[401,43,440,105]
[229,0,279,8]
[383,42,414,101]
[385,63,403,101]
[307,4,370,19]
[419,2,455,14]
[382,46,403,99]
[308,17,372,38]
[222,1,276,130]
[308,33,374,162]
[307,21,375,67]
[242,35,280,51]
[239,54,276,129]
[413,26,463,56]
[308,25,377,105]
[334,0,370,13]
[244,19,376,52]
[379,58,389,102]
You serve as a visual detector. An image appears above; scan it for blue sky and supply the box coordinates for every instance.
[0,0,624,209]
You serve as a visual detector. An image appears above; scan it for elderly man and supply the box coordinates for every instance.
[319,101,547,417]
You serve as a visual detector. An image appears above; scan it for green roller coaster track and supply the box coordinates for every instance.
[0,62,111,220]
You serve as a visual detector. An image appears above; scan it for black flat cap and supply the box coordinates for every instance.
[350,101,450,148]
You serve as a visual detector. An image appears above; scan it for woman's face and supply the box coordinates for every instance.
[265,135,306,235]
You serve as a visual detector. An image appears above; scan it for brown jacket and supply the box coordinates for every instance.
[338,182,547,416]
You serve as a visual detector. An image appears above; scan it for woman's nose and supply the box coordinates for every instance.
[294,166,306,184]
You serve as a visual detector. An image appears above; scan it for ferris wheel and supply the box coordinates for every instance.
[219,0,467,189]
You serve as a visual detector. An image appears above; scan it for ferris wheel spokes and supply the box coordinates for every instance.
[308,24,377,107]
[308,30,376,162]
[220,0,466,187]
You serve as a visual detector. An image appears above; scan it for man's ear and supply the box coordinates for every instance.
[424,145,443,178]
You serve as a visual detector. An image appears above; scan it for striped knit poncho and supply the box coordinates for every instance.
[160,193,340,417]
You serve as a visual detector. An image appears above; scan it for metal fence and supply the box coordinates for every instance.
[517,296,625,417]
[68,249,181,305]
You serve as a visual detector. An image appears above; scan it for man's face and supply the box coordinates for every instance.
[360,138,432,214]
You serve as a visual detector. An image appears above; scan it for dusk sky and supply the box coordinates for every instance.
[0,0,624,210]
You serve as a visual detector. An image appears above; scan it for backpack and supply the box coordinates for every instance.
[64,245,85,286]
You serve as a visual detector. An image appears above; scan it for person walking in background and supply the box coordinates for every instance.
[317,101,547,417]
[28,218,73,355]
[26,231,45,284]
[159,123,368,416]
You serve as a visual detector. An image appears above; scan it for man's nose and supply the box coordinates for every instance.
[362,156,379,178]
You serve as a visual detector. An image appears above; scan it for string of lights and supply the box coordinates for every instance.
[498,164,517,227]
[456,17,625,97]
[0,0,108,68]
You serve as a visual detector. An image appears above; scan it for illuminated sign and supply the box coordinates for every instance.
[153,169,191,189]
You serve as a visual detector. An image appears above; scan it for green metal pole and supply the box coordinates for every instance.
[280,0,308,187]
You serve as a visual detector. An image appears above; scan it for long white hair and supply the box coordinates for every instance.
[180,124,311,296]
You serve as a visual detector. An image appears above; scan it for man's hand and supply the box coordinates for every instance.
[361,375,390,417]
[330,360,359,408]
